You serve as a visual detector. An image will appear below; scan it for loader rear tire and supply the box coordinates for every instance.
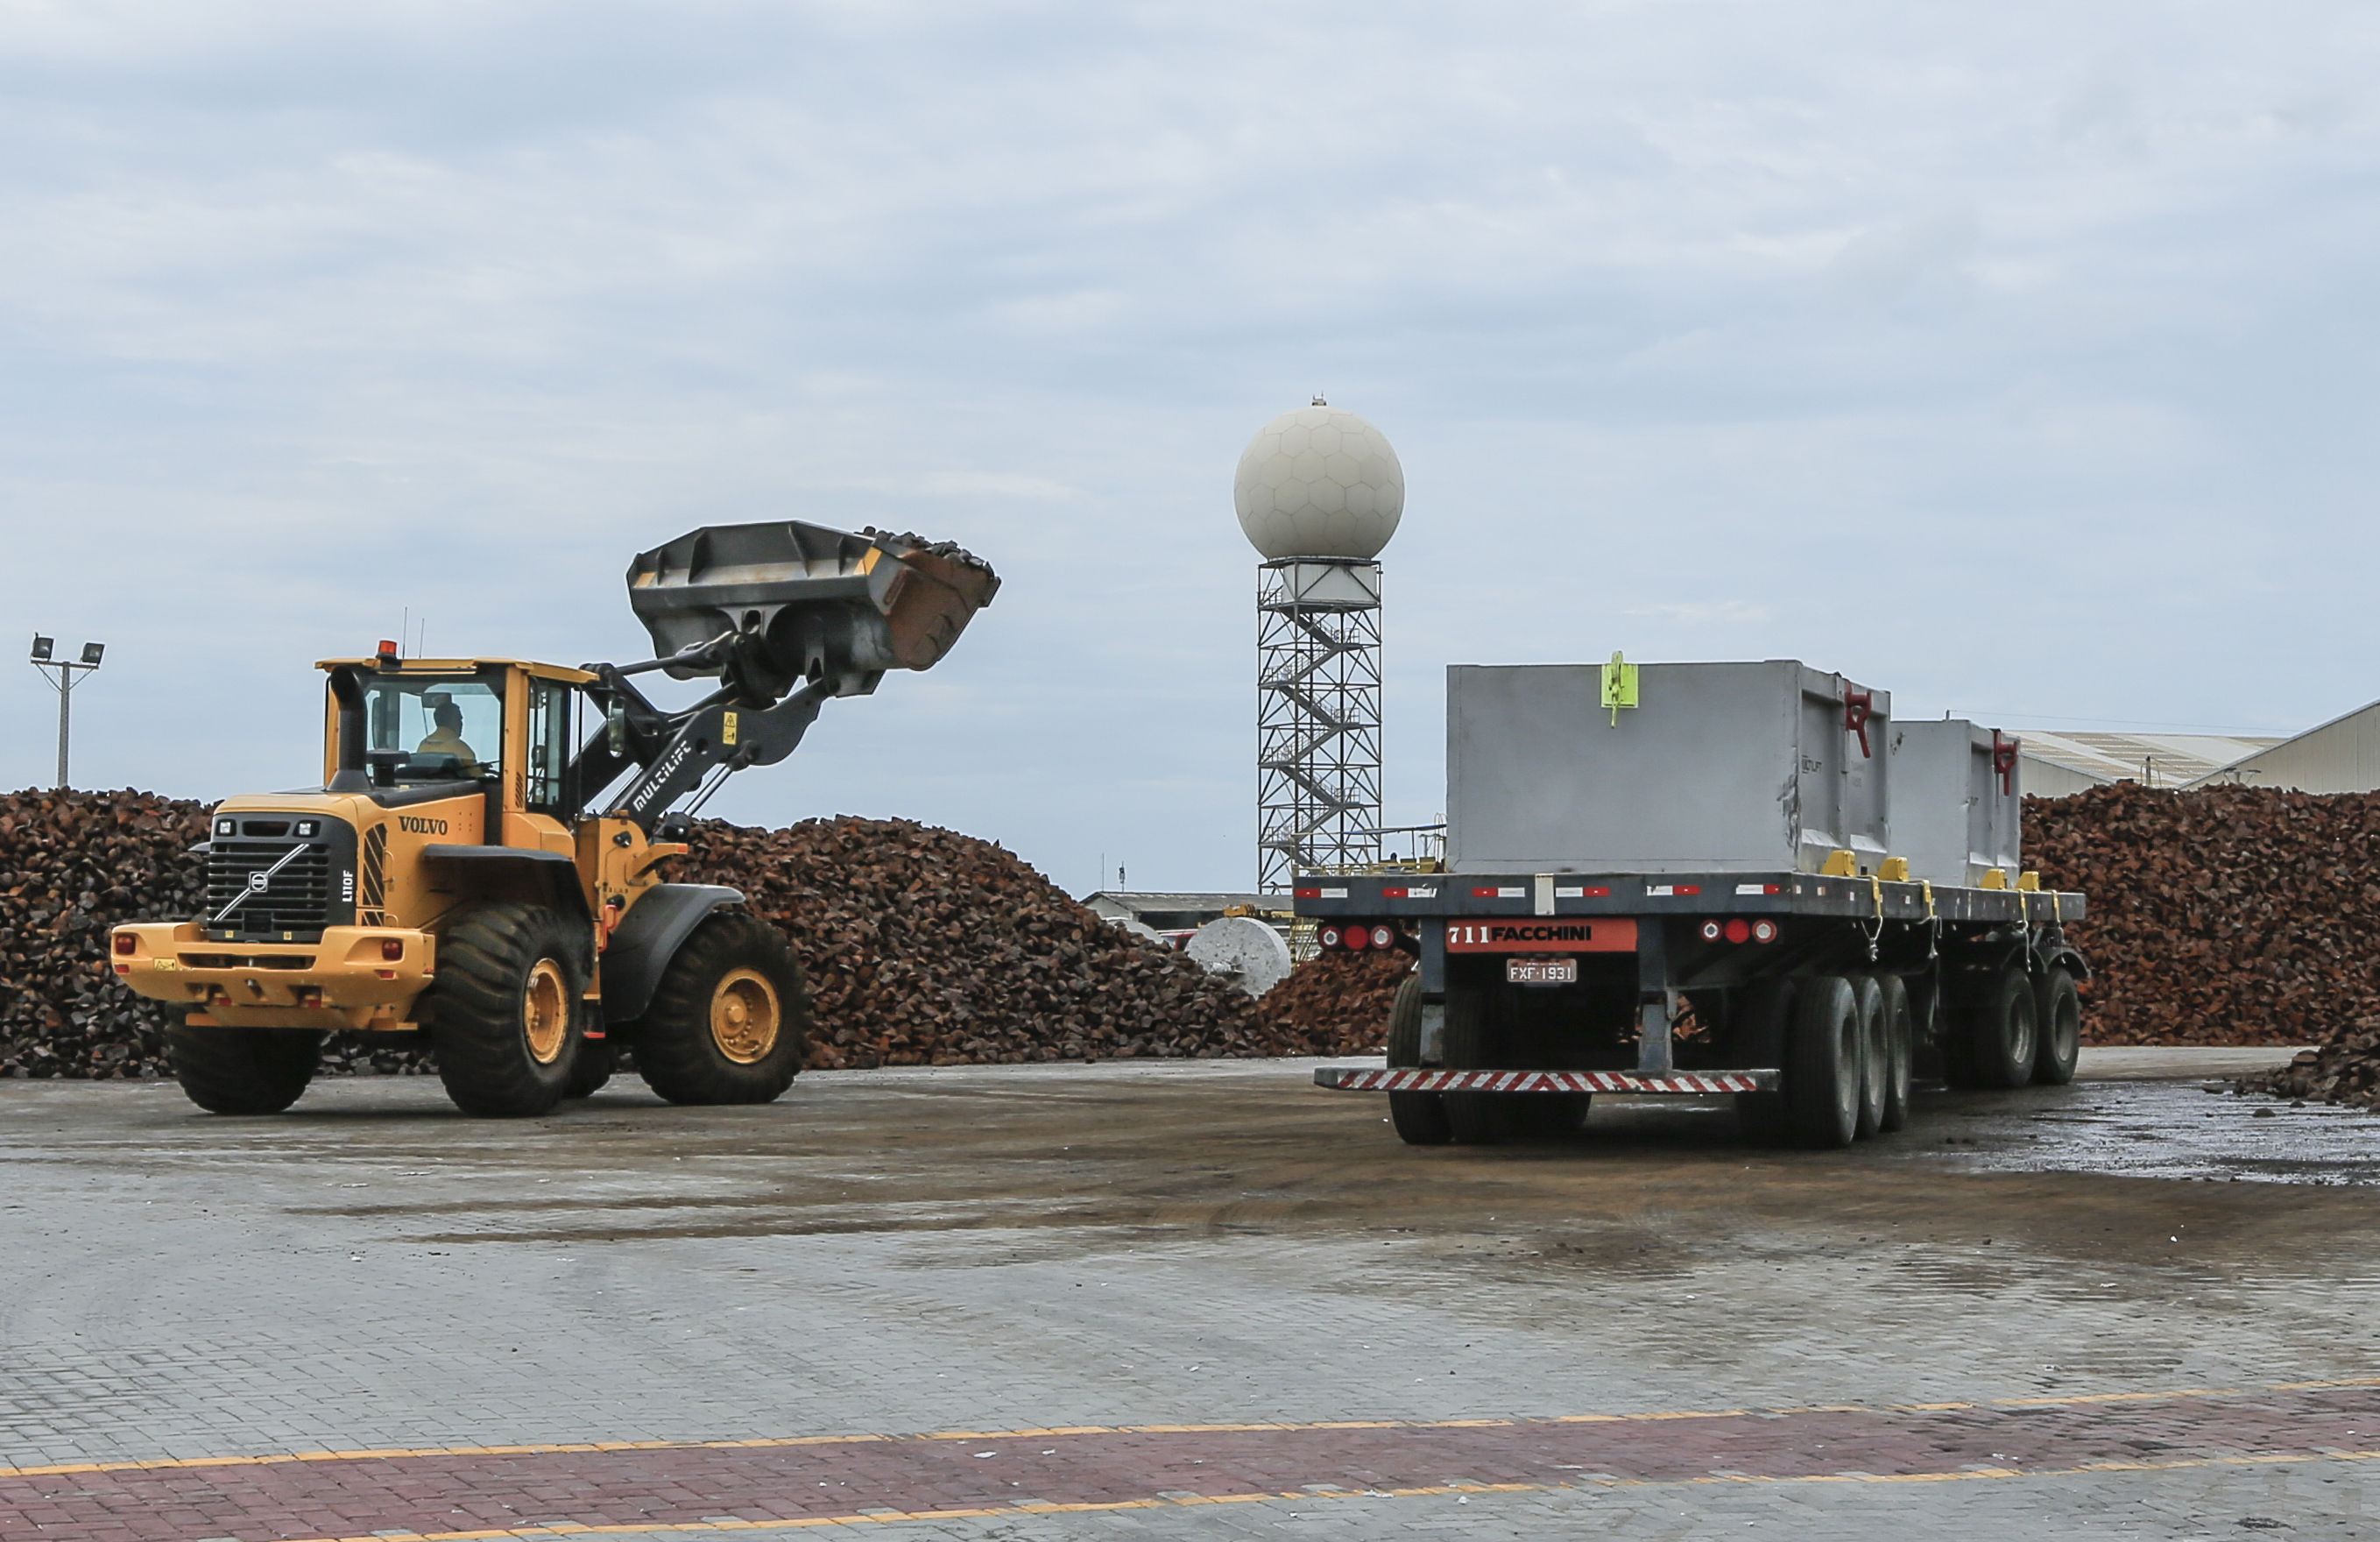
[633,913,809,1106]
[424,902,586,1118]
[1786,974,1860,1149]
[1384,977,1451,1146]
[167,1025,321,1114]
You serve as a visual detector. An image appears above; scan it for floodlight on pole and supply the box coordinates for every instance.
[28,634,105,790]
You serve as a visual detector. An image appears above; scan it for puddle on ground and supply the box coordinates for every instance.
[1888,1080,2380,1185]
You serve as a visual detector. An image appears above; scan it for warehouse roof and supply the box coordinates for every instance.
[2017,730,2287,792]
[1081,891,1278,929]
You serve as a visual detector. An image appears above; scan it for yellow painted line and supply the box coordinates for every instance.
[7,1375,2375,1482]
[1996,1388,2235,1407]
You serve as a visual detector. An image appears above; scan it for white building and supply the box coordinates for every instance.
[2184,699,2380,793]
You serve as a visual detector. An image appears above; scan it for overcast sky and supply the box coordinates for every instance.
[4,1,2376,893]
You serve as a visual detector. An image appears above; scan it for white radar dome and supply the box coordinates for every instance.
[1232,403,1404,561]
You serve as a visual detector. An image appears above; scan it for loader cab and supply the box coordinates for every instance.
[320,654,597,828]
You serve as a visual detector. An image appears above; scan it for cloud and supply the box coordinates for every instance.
[1829,205,1982,301]
[2,0,2378,888]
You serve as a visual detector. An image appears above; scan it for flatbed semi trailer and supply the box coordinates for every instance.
[1298,867,2087,1148]
[1295,657,2090,1149]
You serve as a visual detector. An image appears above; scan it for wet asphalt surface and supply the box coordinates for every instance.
[6,1045,2380,1538]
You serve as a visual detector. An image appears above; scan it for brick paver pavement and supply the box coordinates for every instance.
[6,1383,2380,1539]
[4,1057,2376,1537]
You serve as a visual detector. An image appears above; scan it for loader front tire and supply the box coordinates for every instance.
[424,902,586,1118]
[167,1025,321,1114]
[633,913,809,1106]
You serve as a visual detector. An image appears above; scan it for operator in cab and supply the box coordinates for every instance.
[414,694,482,778]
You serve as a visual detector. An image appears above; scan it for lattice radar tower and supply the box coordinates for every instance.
[1232,400,1404,892]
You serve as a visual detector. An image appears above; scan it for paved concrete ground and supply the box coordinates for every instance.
[4,1046,2376,1539]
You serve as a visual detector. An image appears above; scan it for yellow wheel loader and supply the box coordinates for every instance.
[109,521,997,1117]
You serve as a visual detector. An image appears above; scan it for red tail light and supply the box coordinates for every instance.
[1369,925,1395,949]
[1344,925,1370,951]
[1752,920,1778,944]
[1724,918,1750,944]
[112,932,135,956]
[1318,926,1342,950]
[381,939,404,961]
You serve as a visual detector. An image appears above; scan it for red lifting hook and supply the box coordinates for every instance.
[1992,730,2020,796]
[1843,690,1874,759]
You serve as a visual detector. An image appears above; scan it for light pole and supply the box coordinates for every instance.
[29,636,104,790]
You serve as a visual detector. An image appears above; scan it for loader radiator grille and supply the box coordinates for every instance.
[207,840,335,942]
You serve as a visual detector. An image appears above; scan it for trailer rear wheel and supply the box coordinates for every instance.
[1965,966,2040,1091]
[424,902,587,1118]
[166,1025,321,1114]
[1905,973,1944,1082]
[1440,977,1497,1143]
[1733,977,1795,1142]
[1786,974,1860,1149]
[634,913,810,1106]
[1937,967,1992,1088]
[1384,977,1451,1146]
[1852,974,1886,1140]
[2032,969,2082,1086]
[1436,978,1585,1143]
[1877,975,1915,1133]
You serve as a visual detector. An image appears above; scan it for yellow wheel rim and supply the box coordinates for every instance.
[710,967,780,1065]
[523,958,570,1065]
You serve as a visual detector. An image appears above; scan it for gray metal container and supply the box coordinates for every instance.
[1446,661,1893,876]
[1888,719,2022,887]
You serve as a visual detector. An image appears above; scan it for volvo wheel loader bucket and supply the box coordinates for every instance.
[628,521,999,702]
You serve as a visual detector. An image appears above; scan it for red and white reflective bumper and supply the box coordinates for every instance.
[1314,1067,1778,1094]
